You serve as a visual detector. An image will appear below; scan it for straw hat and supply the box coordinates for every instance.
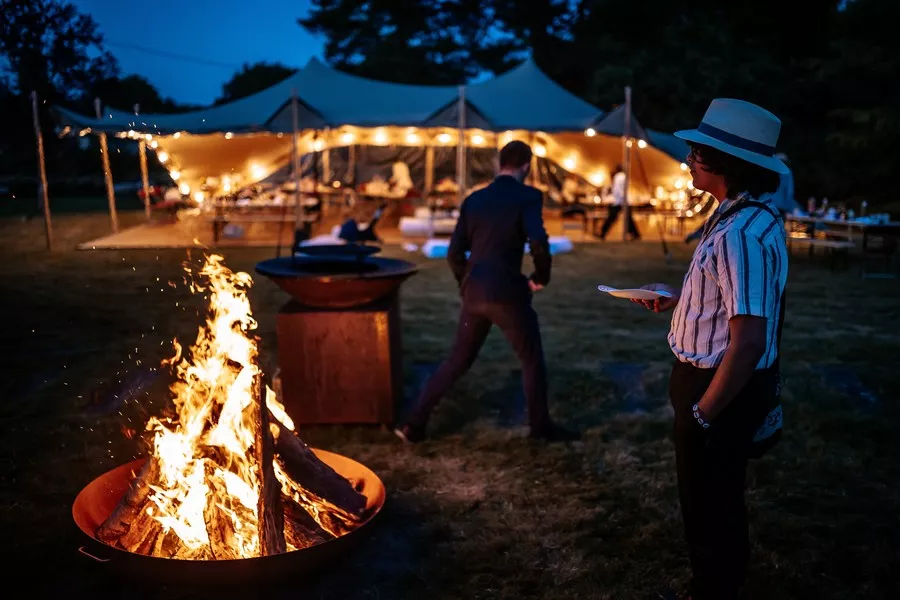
[675,99,790,174]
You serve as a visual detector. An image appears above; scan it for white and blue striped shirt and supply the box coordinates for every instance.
[668,193,788,369]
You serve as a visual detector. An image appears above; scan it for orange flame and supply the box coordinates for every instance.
[143,255,295,557]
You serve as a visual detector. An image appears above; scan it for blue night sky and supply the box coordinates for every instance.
[71,0,326,106]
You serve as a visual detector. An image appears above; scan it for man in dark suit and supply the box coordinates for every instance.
[395,141,579,443]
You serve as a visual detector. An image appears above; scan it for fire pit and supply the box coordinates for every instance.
[255,245,418,425]
[73,452,385,585]
[255,244,417,309]
[71,255,386,585]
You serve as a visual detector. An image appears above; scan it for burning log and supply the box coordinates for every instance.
[203,469,241,560]
[96,458,160,546]
[270,418,367,518]
[253,374,286,556]
[283,498,332,550]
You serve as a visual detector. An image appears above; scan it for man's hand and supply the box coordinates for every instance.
[528,279,544,293]
[631,283,680,312]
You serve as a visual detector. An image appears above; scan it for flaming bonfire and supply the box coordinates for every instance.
[96,255,368,559]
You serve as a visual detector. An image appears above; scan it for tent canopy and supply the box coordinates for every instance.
[55,58,604,135]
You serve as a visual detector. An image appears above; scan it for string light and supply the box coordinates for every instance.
[169,170,181,181]
[373,129,388,145]
[534,144,547,157]
[563,157,576,170]
[224,132,233,140]
[584,128,596,137]
[437,132,452,144]
[157,150,169,163]
[340,132,355,144]
[471,134,484,145]
[637,139,647,149]
[179,182,190,195]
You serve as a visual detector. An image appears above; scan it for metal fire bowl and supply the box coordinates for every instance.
[255,256,418,309]
[72,450,386,586]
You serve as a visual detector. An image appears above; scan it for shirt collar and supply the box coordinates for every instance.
[716,190,754,214]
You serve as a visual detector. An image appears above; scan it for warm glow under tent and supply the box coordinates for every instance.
[54,57,690,200]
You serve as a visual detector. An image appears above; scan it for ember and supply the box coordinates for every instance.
[95,255,368,559]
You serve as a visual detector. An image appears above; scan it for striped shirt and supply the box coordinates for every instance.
[668,192,788,369]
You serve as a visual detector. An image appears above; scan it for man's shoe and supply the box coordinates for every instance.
[528,422,581,442]
[393,424,426,444]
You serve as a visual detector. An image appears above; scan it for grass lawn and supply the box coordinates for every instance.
[1,211,899,599]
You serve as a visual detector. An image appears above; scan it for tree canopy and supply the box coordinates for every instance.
[216,61,296,105]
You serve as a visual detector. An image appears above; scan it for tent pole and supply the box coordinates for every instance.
[135,104,151,220]
[424,143,434,196]
[348,142,356,188]
[30,91,53,251]
[622,86,632,242]
[321,127,330,185]
[456,86,466,201]
[138,140,151,219]
[281,88,302,258]
[529,132,538,186]
[95,98,119,233]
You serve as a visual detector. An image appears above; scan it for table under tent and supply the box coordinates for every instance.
[55,57,699,248]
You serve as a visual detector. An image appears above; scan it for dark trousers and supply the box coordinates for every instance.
[598,205,640,239]
[670,361,775,600]
[406,300,551,432]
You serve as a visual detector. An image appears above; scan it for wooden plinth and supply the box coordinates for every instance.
[276,294,403,425]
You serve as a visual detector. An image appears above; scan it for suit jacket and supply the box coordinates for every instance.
[448,175,552,304]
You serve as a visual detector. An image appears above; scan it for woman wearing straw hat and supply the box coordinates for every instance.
[635,99,790,600]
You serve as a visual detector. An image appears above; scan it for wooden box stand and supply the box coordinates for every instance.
[276,293,403,425]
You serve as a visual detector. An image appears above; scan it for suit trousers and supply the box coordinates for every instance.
[598,205,640,239]
[406,299,551,431]
[670,360,776,600]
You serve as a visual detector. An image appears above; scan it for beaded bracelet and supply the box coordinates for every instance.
[692,403,711,429]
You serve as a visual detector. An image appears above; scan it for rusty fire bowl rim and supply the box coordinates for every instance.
[255,256,419,283]
[72,448,386,564]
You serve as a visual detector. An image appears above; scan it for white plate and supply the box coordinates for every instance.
[597,284,672,300]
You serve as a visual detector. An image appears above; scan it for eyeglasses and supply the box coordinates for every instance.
[686,147,704,165]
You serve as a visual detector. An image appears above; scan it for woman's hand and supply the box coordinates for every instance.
[631,283,680,312]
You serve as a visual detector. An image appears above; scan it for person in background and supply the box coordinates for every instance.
[764,152,797,215]
[597,165,641,240]
[394,141,579,444]
[635,99,789,600]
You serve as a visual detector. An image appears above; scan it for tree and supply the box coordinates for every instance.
[0,0,118,103]
[0,0,119,181]
[816,0,900,205]
[216,62,296,104]
[299,0,525,84]
[89,74,186,114]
